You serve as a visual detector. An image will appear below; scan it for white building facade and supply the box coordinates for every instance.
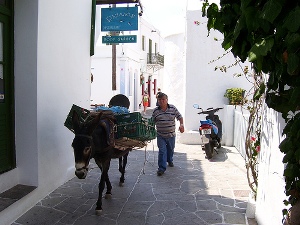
[165,9,253,145]
[91,9,165,112]
[0,1,94,224]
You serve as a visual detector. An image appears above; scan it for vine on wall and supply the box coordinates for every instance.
[244,71,264,198]
[202,0,300,218]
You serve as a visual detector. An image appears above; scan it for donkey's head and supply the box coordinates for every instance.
[71,110,101,179]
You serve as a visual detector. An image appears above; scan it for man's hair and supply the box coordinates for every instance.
[157,92,168,99]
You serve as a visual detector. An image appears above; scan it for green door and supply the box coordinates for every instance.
[0,2,14,173]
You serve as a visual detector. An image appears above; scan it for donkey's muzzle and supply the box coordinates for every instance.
[75,168,87,179]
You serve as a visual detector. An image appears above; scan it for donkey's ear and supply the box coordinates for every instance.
[72,110,80,132]
[87,112,103,135]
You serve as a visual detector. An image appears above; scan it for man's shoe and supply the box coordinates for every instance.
[168,162,174,167]
[157,170,164,176]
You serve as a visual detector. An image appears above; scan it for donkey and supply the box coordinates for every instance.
[71,110,131,214]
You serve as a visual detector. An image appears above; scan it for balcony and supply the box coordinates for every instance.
[147,53,164,72]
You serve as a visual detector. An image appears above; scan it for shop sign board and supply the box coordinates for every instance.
[102,35,137,44]
[101,7,138,31]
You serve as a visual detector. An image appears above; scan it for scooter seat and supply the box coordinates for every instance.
[200,119,218,135]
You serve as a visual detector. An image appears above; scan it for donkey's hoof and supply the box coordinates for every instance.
[95,208,102,216]
[104,193,112,199]
[119,182,124,187]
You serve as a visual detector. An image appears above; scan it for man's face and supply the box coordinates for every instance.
[158,96,168,107]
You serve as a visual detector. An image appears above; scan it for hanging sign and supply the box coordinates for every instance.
[102,35,137,44]
[101,7,138,31]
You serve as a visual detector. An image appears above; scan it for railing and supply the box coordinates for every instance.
[147,53,164,67]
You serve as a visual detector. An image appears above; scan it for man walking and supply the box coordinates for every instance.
[152,93,184,176]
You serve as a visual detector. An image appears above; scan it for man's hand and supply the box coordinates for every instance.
[179,124,184,133]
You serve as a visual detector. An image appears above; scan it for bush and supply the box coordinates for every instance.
[224,88,245,105]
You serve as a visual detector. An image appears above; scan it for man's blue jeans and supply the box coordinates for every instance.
[157,135,175,172]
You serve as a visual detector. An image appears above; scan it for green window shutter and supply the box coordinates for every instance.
[90,0,96,56]
[0,2,14,174]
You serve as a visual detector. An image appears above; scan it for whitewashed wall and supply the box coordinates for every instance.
[255,106,286,225]
[163,33,186,121]
[168,9,252,144]
[0,1,92,224]
[233,109,250,158]
[232,103,287,224]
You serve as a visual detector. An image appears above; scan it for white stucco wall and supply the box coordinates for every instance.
[233,109,250,157]
[166,10,253,144]
[163,33,186,120]
[184,11,253,131]
[0,1,92,224]
[255,106,286,225]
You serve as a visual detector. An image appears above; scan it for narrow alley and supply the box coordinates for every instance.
[12,143,257,225]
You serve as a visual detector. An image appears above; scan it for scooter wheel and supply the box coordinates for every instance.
[204,143,213,159]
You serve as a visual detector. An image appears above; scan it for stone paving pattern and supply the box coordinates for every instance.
[12,143,258,225]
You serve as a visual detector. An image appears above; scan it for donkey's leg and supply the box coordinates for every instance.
[104,171,112,199]
[95,159,110,214]
[119,152,129,186]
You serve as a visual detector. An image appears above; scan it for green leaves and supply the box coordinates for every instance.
[283,7,300,32]
[253,83,265,101]
[206,3,220,31]
[279,138,293,154]
[261,0,282,23]
[283,149,294,164]
[286,33,300,53]
[249,38,274,62]
[244,6,259,31]
[287,53,300,75]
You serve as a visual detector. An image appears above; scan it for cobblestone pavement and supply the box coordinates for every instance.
[12,143,258,225]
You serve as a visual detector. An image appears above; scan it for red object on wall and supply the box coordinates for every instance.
[153,79,157,95]
[146,78,151,106]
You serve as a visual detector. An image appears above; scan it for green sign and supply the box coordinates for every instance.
[102,35,137,44]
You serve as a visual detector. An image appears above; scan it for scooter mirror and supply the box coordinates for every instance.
[193,104,199,109]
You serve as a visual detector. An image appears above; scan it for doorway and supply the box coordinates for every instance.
[0,1,14,173]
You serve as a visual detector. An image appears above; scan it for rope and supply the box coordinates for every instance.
[142,145,147,174]
[152,140,155,165]
[142,140,156,175]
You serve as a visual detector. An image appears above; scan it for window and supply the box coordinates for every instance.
[149,39,152,55]
[142,35,145,51]
[0,1,15,173]
[90,0,96,56]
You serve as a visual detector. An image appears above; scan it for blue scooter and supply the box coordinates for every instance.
[193,104,223,159]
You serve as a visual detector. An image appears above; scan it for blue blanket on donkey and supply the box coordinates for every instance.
[93,106,129,115]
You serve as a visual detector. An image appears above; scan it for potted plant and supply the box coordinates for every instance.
[224,88,245,105]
